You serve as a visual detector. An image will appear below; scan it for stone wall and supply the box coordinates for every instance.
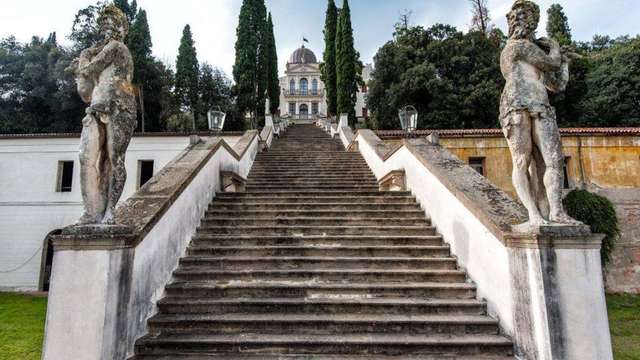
[382,131,640,294]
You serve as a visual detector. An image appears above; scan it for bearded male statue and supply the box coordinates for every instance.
[67,4,137,226]
[500,0,580,231]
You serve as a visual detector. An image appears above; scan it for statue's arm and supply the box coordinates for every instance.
[518,40,562,72]
[79,42,118,77]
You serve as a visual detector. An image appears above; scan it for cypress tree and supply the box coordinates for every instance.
[233,0,268,127]
[336,0,358,125]
[127,9,152,130]
[321,0,338,116]
[254,0,269,123]
[175,25,200,130]
[546,4,572,46]
[265,13,280,115]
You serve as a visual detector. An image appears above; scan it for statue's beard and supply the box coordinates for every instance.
[509,22,533,40]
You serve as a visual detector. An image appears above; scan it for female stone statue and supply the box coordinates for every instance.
[67,4,136,225]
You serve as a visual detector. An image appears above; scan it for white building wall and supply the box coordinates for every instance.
[0,135,240,291]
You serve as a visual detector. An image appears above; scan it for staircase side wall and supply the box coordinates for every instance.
[356,133,515,335]
[43,133,261,360]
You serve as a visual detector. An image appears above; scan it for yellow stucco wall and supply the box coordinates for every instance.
[386,135,640,198]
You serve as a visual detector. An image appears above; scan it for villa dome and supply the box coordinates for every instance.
[288,45,317,64]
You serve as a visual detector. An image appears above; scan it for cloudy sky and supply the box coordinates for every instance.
[1,0,638,77]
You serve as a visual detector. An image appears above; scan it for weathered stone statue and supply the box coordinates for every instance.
[68,4,137,226]
[500,0,579,231]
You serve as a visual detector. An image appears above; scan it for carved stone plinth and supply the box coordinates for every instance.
[220,171,246,193]
[378,170,406,192]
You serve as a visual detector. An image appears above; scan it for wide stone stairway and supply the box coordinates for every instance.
[133,124,514,359]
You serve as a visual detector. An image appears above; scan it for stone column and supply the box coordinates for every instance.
[507,225,613,360]
[42,232,136,360]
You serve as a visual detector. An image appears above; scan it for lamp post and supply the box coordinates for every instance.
[398,105,418,137]
[207,107,227,136]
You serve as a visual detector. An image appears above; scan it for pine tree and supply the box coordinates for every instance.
[321,0,338,116]
[547,4,572,46]
[175,25,200,130]
[233,0,269,127]
[335,0,358,125]
[264,13,280,115]
[127,9,153,131]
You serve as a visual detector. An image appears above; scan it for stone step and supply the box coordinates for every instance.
[245,186,381,193]
[245,180,378,185]
[200,217,431,227]
[246,176,378,182]
[156,297,486,317]
[164,281,477,299]
[132,354,515,360]
[215,191,413,198]
[178,256,458,270]
[134,333,513,356]
[197,225,437,236]
[204,210,425,218]
[147,314,500,336]
[173,268,464,283]
[209,204,421,211]
[190,235,444,247]
[186,245,449,258]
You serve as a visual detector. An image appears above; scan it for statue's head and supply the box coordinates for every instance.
[98,4,129,42]
[507,0,540,39]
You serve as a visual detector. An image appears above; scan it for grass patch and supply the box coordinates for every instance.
[0,292,638,359]
[0,292,47,360]
[608,293,640,360]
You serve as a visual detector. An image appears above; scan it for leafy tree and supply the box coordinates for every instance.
[368,24,503,130]
[175,25,200,130]
[143,59,176,131]
[546,4,572,46]
[0,35,84,133]
[265,13,280,115]
[580,36,640,126]
[69,2,107,51]
[469,0,491,35]
[563,189,620,266]
[321,0,338,116]
[335,0,359,125]
[199,63,235,130]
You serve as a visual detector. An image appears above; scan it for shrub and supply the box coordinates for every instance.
[563,189,620,266]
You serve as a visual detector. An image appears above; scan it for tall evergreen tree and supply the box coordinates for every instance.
[127,9,153,130]
[175,25,200,130]
[335,0,359,125]
[321,0,338,116]
[265,13,280,115]
[233,0,268,127]
[113,0,137,24]
[546,4,572,46]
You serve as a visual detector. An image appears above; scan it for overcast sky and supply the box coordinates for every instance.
[1,0,639,77]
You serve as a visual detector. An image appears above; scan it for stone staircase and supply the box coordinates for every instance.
[132,124,515,359]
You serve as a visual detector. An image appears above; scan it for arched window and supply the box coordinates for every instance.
[311,79,318,95]
[300,78,308,95]
[289,79,295,94]
[299,104,309,117]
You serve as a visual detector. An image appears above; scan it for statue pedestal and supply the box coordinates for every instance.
[506,225,613,360]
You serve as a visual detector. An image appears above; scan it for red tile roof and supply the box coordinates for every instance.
[0,131,245,140]
[374,128,640,139]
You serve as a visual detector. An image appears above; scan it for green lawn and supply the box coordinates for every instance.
[0,292,638,359]
[0,293,47,360]
[609,293,640,360]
